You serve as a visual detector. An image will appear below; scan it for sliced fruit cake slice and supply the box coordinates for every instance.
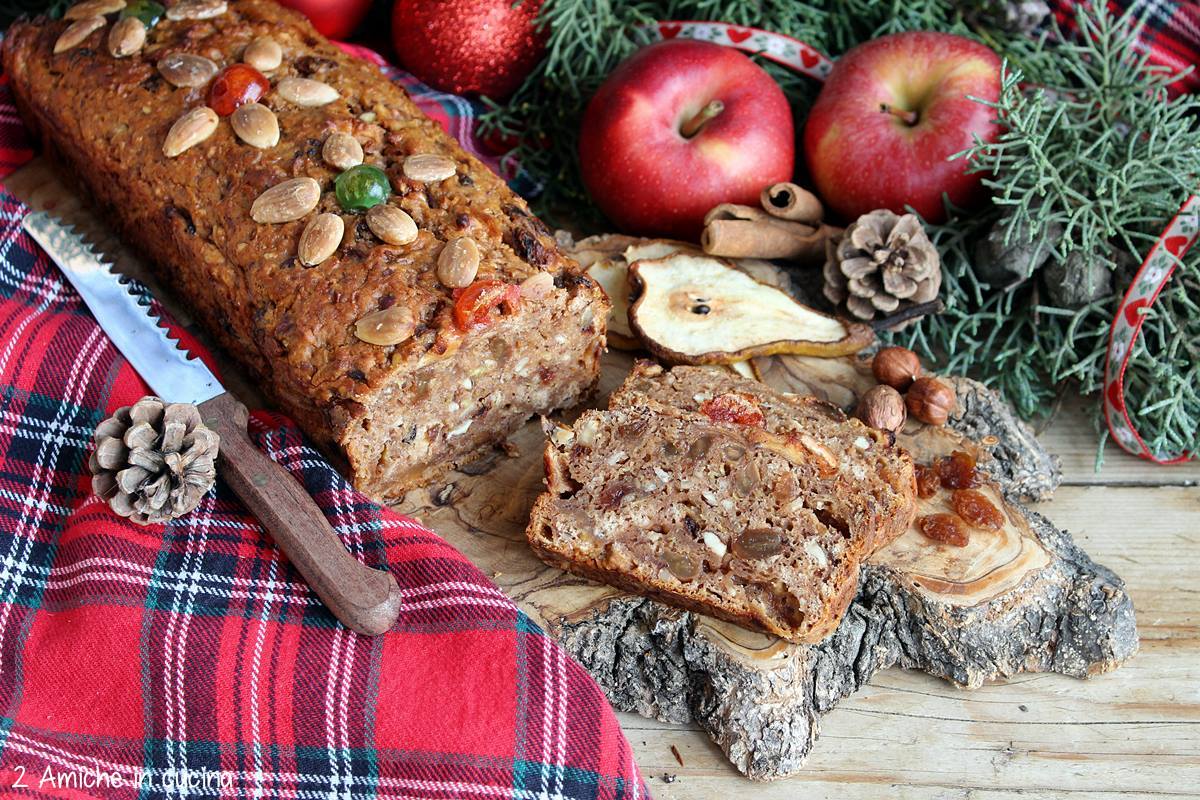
[611,361,918,551]
[525,362,917,644]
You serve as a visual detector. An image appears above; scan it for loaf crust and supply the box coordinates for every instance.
[526,363,918,644]
[2,0,607,500]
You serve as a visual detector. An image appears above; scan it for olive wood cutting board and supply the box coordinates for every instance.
[6,159,1138,782]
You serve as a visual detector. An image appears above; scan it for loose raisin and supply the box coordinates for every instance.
[936,450,979,489]
[952,489,1005,531]
[914,462,940,498]
[918,513,970,547]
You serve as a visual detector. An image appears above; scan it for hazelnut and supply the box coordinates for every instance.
[872,346,922,391]
[856,385,906,433]
[907,377,955,426]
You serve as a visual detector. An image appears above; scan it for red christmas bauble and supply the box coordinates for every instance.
[390,0,547,99]
[279,0,372,39]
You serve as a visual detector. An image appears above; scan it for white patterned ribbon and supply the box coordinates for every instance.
[1103,194,1198,464]
[645,20,834,80]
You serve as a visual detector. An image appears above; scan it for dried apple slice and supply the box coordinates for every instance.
[623,239,699,262]
[727,359,755,380]
[570,233,643,265]
[628,253,874,364]
[585,256,639,349]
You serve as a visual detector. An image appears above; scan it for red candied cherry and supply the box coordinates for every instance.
[452,279,521,332]
[208,64,270,117]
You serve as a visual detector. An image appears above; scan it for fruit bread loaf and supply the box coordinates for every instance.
[2,0,608,501]
[526,362,917,643]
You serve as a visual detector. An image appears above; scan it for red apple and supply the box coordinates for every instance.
[579,40,794,239]
[803,31,1002,223]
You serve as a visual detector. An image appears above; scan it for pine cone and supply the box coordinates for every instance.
[88,397,219,525]
[974,214,1062,287]
[823,210,942,325]
[961,0,1051,33]
[1043,249,1114,309]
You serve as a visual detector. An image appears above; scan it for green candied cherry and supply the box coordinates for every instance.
[335,165,391,212]
[121,0,166,27]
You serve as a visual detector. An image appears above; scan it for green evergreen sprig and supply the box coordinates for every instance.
[891,5,1200,462]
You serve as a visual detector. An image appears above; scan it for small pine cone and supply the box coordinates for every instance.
[88,396,219,525]
[823,209,942,328]
[961,0,1051,33]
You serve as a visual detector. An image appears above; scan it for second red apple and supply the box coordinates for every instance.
[579,40,795,239]
[804,31,1002,223]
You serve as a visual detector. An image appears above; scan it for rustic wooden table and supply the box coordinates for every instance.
[620,398,1200,799]
[8,159,1198,800]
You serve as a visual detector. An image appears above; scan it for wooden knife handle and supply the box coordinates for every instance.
[199,392,402,636]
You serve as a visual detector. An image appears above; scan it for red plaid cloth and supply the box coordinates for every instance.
[0,62,646,800]
[1054,0,1200,93]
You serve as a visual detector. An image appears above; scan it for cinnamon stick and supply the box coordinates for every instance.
[703,203,777,226]
[701,218,840,263]
[760,182,823,224]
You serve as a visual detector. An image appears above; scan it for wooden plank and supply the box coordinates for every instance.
[619,484,1200,796]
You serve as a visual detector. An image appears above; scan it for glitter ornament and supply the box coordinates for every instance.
[390,0,547,99]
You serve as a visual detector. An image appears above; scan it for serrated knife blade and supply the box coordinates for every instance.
[22,211,222,405]
[21,210,402,636]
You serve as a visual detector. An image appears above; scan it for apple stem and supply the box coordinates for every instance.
[880,103,919,126]
[681,100,725,138]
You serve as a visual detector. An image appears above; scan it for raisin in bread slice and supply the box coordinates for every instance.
[611,361,917,552]
[526,369,917,643]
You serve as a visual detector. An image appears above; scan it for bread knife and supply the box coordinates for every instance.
[22,211,402,636]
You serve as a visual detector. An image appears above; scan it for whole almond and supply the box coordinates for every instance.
[322,133,363,171]
[436,237,480,288]
[365,205,417,245]
[355,306,416,346]
[163,106,218,157]
[402,154,456,183]
[165,0,227,20]
[275,77,338,107]
[158,53,219,87]
[54,16,105,54]
[250,177,322,224]
[107,16,145,58]
[230,102,279,149]
[64,0,124,19]
[519,271,554,300]
[298,213,343,267]
[242,36,282,72]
